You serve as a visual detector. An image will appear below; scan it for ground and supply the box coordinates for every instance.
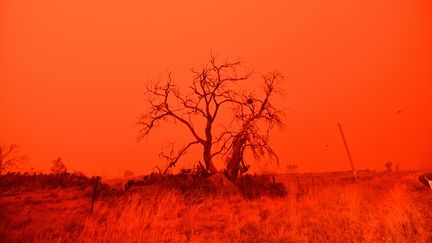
[0,171,431,242]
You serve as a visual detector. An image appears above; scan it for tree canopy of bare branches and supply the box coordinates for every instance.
[225,72,284,178]
[0,144,25,175]
[137,55,284,178]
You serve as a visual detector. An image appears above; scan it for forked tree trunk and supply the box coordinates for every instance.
[226,131,248,179]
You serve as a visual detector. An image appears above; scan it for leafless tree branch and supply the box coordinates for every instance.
[0,144,25,175]
[137,56,284,177]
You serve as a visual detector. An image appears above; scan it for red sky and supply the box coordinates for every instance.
[1,0,431,176]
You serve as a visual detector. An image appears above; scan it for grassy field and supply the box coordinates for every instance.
[0,171,431,242]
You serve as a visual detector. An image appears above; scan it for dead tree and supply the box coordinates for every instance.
[0,144,25,175]
[137,55,252,174]
[225,72,284,179]
[138,56,285,176]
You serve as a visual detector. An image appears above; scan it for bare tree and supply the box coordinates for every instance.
[50,157,67,174]
[137,55,284,176]
[0,144,25,175]
[225,72,284,179]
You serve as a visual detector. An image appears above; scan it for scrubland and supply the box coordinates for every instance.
[0,171,431,242]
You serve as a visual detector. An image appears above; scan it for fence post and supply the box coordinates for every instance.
[90,176,100,214]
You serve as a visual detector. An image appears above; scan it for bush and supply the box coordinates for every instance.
[125,169,287,199]
[236,174,287,199]
[125,169,212,197]
[0,172,92,191]
[50,158,67,175]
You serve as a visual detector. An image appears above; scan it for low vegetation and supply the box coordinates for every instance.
[0,171,431,242]
[125,168,287,199]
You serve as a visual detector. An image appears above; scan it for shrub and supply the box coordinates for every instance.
[236,174,287,199]
[125,169,287,199]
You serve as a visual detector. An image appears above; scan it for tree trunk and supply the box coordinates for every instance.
[226,131,248,179]
[203,142,218,173]
[203,118,218,173]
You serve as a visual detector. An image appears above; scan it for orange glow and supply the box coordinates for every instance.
[1,0,431,176]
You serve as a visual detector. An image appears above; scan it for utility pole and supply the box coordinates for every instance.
[337,123,358,180]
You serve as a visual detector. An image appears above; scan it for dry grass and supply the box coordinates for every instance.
[0,172,431,242]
